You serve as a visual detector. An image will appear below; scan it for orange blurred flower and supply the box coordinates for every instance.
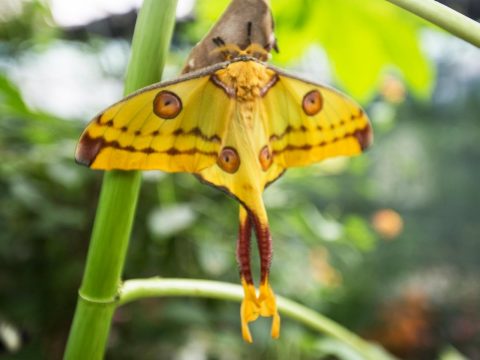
[381,74,406,104]
[372,209,404,240]
[309,247,342,287]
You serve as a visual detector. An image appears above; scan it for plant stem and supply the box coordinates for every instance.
[64,1,177,358]
[385,0,480,47]
[119,278,397,360]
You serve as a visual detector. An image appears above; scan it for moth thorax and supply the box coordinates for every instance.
[236,87,260,102]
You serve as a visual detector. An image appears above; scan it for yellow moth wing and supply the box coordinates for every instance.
[262,69,372,169]
[76,58,372,207]
[76,68,233,172]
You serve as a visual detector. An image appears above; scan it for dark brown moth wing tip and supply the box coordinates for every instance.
[75,133,104,167]
[353,122,373,151]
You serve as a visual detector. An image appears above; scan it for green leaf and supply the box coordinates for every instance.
[344,215,376,251]
[439,346,469,360]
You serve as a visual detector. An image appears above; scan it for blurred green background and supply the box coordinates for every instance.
[1,0,480,359]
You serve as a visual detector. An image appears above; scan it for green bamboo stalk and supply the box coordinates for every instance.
[64,1,178,358]
[385,0,480,47]
[119,278,397,360]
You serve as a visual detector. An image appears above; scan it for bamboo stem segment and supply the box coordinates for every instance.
[386,0,480,47]
[64,1,178,358]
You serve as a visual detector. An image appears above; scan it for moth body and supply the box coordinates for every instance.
[75,49,372,343]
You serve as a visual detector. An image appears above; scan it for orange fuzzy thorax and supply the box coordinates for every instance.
[214,61,277,101]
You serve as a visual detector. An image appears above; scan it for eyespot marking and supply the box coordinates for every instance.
[217,147,240,173]
[153,91,182,119]
[302,90,323,116]
[259,145,273,171]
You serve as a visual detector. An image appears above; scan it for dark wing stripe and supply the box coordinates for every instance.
[271,125,371,156]
[75,133,218,166]
[269,109,365,142]
[172,127,222,143]
[93,120,221,143]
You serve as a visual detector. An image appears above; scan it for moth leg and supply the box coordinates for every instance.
[212,36,226,47]
[246,21,253,45]
[237,205,259,343]
[245,43,269,60]
[250,204,281,339]
[211,37,242,60]
[244,21,270,61]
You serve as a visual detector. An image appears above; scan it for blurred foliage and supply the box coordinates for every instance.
[0,0,57,50]
[1,0,480,359]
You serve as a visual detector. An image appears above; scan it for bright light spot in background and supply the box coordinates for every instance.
[51,0,142,27]
[0,321,21,353]
[8,42,127,119]
[0,0,23,22]
[3,0,197,120]
[177,0,196,19]
[51,0,196,27]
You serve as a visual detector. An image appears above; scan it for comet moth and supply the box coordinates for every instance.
[75,42,372,343]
